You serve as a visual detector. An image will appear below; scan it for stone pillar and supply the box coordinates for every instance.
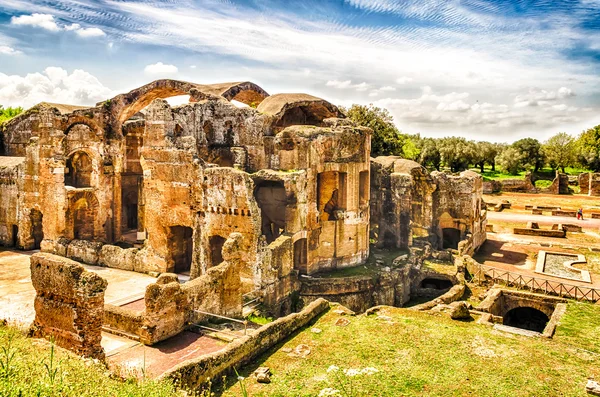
[30,253,107,360]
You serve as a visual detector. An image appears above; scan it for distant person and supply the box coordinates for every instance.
[577,208,583,220]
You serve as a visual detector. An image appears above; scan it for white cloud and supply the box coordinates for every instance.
[75,27,106,38]
[190,65,197,69]
[326,80,370,91]
[514,87,576,107]
[144,62,179,75]
[11,13,105,38]
[11,13,60,31]
[379,86,396,92]
[0,46,21,56]
[396,77,413,84]
[0,67,114,108]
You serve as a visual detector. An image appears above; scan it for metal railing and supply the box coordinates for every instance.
[193,310,248,336]
[466,261,600,303]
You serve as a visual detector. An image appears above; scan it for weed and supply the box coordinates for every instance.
[0,332,17,378]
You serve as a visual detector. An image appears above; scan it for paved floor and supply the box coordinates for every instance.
[0,248,156,326]
[473,235,600,289]
[106,330,229,378]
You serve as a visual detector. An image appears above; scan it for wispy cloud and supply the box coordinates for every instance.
[0,0,598,140]
[0,45,21,55]
[10,13,106,38]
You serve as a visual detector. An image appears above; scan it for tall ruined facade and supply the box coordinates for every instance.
[370,157,486,255]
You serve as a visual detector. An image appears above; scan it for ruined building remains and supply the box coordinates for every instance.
[0,79,486,319]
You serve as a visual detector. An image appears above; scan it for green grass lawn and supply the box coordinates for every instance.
[221,302,600,397]
[0,325,177,397]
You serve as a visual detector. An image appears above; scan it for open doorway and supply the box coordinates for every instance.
[442,228,461,249]
[293,238,308,273]
[209,235,226,268]
[169,226,193,274]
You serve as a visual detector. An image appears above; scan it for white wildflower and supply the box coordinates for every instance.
[318,387,341,397]
[343,368,361,377]
[327,365,339,373]
[360,367,379,375]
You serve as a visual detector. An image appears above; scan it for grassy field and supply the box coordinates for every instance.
[2,300,599,397]
[0,325,178,397]
[220,302,600,397]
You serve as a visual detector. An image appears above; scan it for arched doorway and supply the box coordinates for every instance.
[65,151,93,188]
[503,307,549,333]
[254,181,286,243]
[73,197,95,240]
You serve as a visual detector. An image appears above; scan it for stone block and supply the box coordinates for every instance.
[66,239,104,265]
[30,253,107,360]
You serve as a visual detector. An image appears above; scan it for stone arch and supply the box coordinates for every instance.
[212,82,269,106]
[66,191,100,240]
[503,307,549,333]
[62,117,102,136]
[257,93,343,132]
[65,150,94,188]
[109,79,207,125]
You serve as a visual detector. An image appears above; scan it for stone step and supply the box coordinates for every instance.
[102,326,141,342]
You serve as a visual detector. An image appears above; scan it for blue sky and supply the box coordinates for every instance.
[0,0,599,141]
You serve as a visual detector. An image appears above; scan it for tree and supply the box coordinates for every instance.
[415,136,441,170]
[496,146,524,175]
[438,137,474,173]
[512,138,545,172]
[343,104,406,157]
[543,132,576,173]
[0,105,23,124]
[575,125,600,172]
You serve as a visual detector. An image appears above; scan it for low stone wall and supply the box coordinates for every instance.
[500,173,537,193]
[29,253,107,360]
[592,213,600,219]
[513,228,566,238]
[552,210,577,217]
[298,267,411,313]
[483,180,501,194]
[104,304,143,337]
[163,298,330,390]
[552,224,582,232]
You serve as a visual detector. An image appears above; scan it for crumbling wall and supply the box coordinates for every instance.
[579,172,600,196]
[0,157,24,246]
[106,233,244,345]
[545,172,569,195]
[29,252,107,360]
[432,170,486,252]
[370,157,435,249]
[498,172,536,193]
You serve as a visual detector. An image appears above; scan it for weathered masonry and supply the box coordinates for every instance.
[0,79,486,319]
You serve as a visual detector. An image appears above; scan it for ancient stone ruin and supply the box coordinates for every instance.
[0,79,487,360]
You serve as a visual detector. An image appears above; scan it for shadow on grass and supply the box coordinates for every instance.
[208,308,330,396]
